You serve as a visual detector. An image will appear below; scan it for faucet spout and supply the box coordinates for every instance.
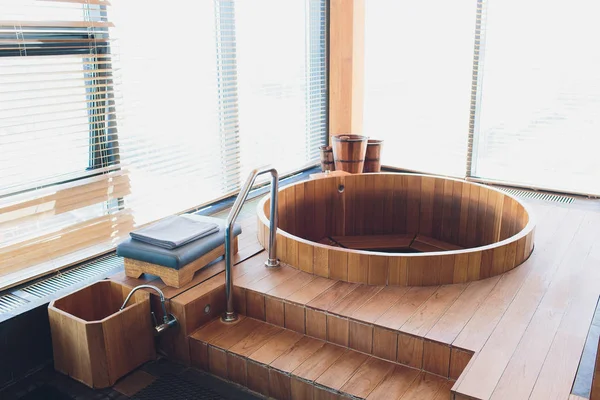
[121,284,178,334]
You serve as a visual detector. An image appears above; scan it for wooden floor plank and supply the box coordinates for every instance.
[431,380,454,400]
[248,329,304,365]
[452,205,576,352]
[315,349,369,391]
[270,336,325,373]
[210,318,263,349]
[426,276,500,344]
[228,322,282,357]
[292,343,347,382]
[340,357,396,398]
[401,283,468,337]
[266,271,316,299]
[329,284,383,316]
[350,286,411,323]
[366,365,419,399]
[491,213,600,400]
[456,208,589,399]
[398,372,446,400]
[375,286,439,330]
[286,276,337,305]
[190,316,246,343]
[528,243,600,400]
[244,265,301,293]
[307,281,359,311]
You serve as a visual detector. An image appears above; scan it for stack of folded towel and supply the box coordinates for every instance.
[130,214,219,250]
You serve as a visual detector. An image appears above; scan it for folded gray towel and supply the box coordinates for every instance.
[130,214,219,249]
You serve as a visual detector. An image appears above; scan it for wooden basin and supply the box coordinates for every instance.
[257,173,535,286]
[48,280,156,388]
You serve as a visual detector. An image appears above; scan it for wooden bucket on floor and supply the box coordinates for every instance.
[320,145,335,172]
[363,139,384,173]
[331,134,368,174]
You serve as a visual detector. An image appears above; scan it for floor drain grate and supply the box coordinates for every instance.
[498,187,574,204]
[0,293,29,314]
[132,374,226,400]
[21,254,123,299]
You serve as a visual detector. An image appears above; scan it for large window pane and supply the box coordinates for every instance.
[364,0,477,176]
[473,0,600,195]
[236,0,327,177]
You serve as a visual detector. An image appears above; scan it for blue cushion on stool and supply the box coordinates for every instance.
[117,216,242,270]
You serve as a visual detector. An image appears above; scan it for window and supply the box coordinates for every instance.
[471,0,600,195]
[0,0,328,289]
[236,0,328,177]
[0,0,128,289]
[363,0,477,177]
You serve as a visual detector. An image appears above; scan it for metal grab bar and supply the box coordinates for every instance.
[222,167,280,323]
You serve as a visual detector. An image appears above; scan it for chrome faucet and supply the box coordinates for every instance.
[120,284,178,335]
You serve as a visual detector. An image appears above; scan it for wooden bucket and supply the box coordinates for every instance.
[320,145,335,172]
[332,134,368,173]
[363,139,384,173]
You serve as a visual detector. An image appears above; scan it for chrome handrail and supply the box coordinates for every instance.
[222,167,279,323]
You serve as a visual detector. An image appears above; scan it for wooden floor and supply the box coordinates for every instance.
[112,195,600,400]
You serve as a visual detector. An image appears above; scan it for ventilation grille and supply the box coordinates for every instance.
[0,293,29,314]
[21,254,123,299]
[499,187,575,204]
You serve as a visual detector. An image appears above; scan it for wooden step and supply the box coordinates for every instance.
[189,316,453,400]
[233,253,474,379]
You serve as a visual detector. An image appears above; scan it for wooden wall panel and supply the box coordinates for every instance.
[392,174,408,235]
[329,0,364,137]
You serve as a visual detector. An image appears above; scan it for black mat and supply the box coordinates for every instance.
[132,374,226,400]
[18,385,72,400]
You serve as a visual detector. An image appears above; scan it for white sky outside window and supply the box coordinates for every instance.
[111,0,224,224]
[236,0,309,177]
[474,0,600,195]
[364,0,477,177]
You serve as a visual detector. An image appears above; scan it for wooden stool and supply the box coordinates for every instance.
[117,216,242,288]
[123,237,238,288]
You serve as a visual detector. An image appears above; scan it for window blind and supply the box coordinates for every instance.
[236,0,328,177]
[363,0,477,177]
[472,0,600,196]
[111,0,238,225]
[0,0,328,289]
[0,0,130,288]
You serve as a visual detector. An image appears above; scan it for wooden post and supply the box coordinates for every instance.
[329,0,365,138]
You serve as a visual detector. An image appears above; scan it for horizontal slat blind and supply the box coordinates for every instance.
[363,0,477,177]
[111,0,234,225]
[0,0,129,287]
[472,0,600,195]
[0,0,328,289]
[236,0,327,178]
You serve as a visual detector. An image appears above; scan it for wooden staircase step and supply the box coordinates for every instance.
[230,258,476,379]
[189,316,453,400]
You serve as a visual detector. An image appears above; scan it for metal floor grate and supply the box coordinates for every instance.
[132,374,227,400]
[498,187,575,204]
[0,293,29,314]
[21,254,123,299]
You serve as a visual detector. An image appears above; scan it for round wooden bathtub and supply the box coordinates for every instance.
[257,173,535,286]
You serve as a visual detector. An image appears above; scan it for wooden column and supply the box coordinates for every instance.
[329,0,365,138]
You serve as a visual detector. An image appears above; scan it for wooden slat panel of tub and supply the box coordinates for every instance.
[256,173,535,287]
